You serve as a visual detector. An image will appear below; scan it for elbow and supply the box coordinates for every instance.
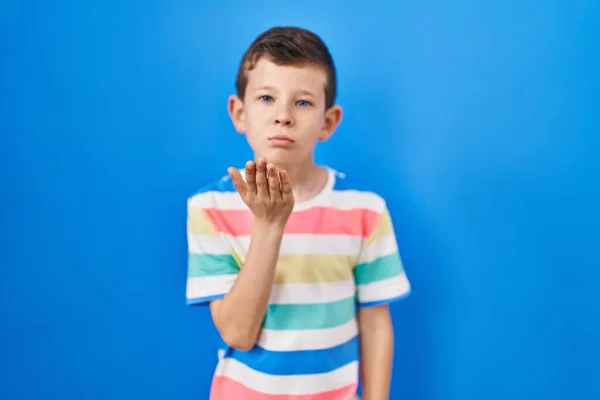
[210,301,259,351]
[229,341,255,352]
[221,329,257,352]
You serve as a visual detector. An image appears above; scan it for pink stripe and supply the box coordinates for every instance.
[210,376,358,400]
[204,207,379,237]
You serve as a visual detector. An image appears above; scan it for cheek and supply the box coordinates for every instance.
[245,105,269,128]
[300,112,324,131]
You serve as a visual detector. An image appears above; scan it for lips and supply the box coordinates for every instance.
[268,134,295,147]
[269,134,294,142]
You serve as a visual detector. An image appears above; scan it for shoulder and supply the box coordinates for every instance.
[328,167,388,214]
[187,172,240,209]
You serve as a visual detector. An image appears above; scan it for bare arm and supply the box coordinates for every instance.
[210,221,284,350]
[358,304,394,400]
[210,158,294,351]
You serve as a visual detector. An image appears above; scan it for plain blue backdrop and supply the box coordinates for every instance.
[1,1,599,399]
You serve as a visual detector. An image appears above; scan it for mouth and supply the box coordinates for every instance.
[269,135,294,142]
[268,135,295,147]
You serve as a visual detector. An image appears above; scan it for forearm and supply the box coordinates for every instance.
[359,307,394,400]
[211,221,284,350]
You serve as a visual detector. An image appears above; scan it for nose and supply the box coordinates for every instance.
[274,104,294,127]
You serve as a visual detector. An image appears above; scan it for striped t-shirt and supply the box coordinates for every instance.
[186,166,411,400]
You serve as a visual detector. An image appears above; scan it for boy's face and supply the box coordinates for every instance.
[228,58,342,167]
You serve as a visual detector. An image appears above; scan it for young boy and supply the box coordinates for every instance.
[186,26,411,400]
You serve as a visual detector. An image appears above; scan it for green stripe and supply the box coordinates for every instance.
[263,296,356,330]
[354,252,403,285]
[188,254,239,277]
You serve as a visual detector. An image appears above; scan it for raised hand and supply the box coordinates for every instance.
[228,158,294,227]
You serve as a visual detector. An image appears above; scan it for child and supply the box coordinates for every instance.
[186,26,411,400]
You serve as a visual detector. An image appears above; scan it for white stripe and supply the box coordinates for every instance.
[257,319,358,351]
[358,233,398,264]
[188,190,244,209]
[357,274,411,303]
[188,234,230,255]
[186,275,236,299]
[327,190,384,211]
[215,357,358,395]
[188,233,363,257]
[189,187,385,212]
[268,279,355,305]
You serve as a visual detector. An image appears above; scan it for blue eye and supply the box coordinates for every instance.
[259,95,273,102]
[296,100,311,107]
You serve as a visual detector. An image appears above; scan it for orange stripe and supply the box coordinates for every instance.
[210,376,358,400]
[204,207,380,237]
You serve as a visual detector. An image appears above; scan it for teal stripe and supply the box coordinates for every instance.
[263,297,356,330]
[354,252,403,285]
[188,254,239,278]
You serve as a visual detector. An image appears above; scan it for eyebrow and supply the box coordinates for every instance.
[255,86,317,97]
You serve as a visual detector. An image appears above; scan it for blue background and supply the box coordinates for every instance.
[1,1,599,399]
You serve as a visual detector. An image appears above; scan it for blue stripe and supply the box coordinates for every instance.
[186,293,225,306]
[358,291,411,308]
[226,335,359,375]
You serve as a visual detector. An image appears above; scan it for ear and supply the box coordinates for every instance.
[318,104,343,141]
[227,95,246,133]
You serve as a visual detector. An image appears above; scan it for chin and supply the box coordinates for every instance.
[259,149,300,166]
[266,155,292,166]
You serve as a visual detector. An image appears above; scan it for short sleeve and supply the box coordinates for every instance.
[186,198,240,306]
[354,204,411,307]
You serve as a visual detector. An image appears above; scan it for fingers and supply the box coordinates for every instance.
[255,158,270,200]
[244,161,257,195]
[228,167,247,197]
[233,159,293,209]
[279,169,293,204]
[267,163,281,202]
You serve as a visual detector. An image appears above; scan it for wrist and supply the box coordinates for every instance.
[252,219,286,238]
